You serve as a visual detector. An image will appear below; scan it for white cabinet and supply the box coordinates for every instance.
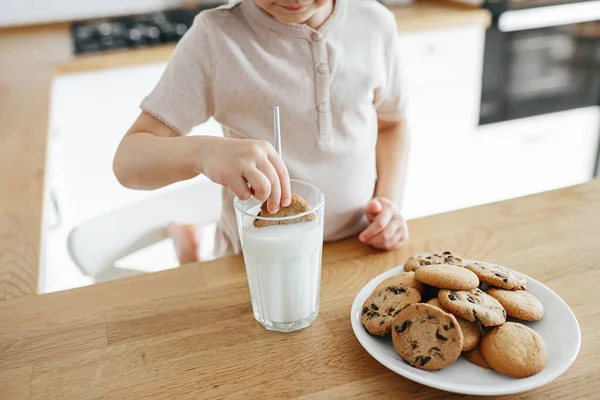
[399,24,599,220]
[400,25,486,219]
[461,106,600,207]
[398,25,485,91]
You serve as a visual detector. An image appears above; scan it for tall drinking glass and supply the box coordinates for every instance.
[234,180,325,333]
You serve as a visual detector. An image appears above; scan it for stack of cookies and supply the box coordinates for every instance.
[360,251,547,378]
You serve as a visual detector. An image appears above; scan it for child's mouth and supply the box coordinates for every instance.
[277,3,309,13]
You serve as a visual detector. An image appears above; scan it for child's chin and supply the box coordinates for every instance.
[274,12,312,25]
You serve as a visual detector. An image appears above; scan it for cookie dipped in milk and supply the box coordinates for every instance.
[234,180,325,333]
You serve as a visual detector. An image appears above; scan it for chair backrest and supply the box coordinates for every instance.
[68,179,223,277]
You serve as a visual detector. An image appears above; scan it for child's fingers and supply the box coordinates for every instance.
[390,221,409,250]
[368,217,400,247]
[359,207,393,242]
[257,159,282,214]
[229,177,252,200]
[268,152,291,207]
[391,233,409,250]
[381,231,407,251]
[371,226,407,251]
[243,168,271,202]
[365,199,383,222]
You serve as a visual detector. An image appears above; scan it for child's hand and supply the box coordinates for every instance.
[199,137,291,213]
[358,197,409,251]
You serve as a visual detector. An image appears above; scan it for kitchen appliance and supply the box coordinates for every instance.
[71,2,224,55]
[479,0,600,125]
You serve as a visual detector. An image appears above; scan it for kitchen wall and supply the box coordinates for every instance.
[0,0,216,27]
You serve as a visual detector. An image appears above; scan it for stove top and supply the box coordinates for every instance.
[71,2,225,55]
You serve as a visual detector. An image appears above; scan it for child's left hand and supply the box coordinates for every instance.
[358,197,409,251]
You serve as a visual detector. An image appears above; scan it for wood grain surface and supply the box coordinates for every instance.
[0,23,72,300]
[0,1,490,302]
[0,180,598,399]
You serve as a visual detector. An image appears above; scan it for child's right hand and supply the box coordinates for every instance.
[198,137,291,213]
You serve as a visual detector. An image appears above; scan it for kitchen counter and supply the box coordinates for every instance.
[0,180,598,399]
[0,0,491,302]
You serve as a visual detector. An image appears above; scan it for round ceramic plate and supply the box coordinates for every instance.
[350,262,581,396]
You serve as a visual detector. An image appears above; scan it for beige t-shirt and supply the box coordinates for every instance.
[141,0,406,257]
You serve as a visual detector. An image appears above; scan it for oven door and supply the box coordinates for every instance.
[480,0,600,125]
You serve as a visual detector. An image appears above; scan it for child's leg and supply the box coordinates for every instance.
[166,223,203,265]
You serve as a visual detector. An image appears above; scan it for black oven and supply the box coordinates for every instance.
[479,0,600,125]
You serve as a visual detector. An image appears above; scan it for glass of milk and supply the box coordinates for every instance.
[234,180,325,333]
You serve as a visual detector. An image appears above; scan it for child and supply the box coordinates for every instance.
[113,0,410,263]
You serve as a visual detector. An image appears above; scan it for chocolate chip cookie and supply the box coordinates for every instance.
[438,288,507,327]
[404,251,464,272]
[464,346,492,370]
[427,298,481,351]
[464,261,527,290]
[253,194,315,228]
[361,285,421,336]
[486,288,544,321]
[415,264,479,290]
[391,303,463,371]
[481,322,547,378]
[374,272,426,296]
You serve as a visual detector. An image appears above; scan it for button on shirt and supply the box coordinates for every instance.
[140,0,407,257]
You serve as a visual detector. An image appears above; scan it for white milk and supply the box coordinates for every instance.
[241,208,324,324]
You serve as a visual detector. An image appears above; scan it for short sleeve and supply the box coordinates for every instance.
[374,18,408,122]
[140,14,214,135]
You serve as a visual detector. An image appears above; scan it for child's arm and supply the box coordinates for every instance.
[358,118,410,250]
[358,10,411,251]
[113,112,291,213]
[374,118,409,205]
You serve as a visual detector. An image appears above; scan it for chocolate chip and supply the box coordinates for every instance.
[426,256,433,260]
[371,304,379,311]
[411,343,418,349]
[443,321,455,330]
[494,273,509,284]
[379,320,385,326]
[397,320,412,333]
[443,251,451,255]
[502,309,507,319]
[427,313,436,320]
[436,329,448,341]
[362,307,369,314]
[448,294,459,301]
[418,356,432,366]
[431,346,441,351]
[473,310,481,323]
[393,309,401,317]
[387,287,407,295]
[467,296,478,304]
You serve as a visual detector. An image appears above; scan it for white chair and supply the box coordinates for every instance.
[67,179,223,283]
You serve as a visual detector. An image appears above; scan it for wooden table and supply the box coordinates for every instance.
[1,180,599,399]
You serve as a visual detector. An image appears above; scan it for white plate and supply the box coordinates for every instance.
[350,263,581,396]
